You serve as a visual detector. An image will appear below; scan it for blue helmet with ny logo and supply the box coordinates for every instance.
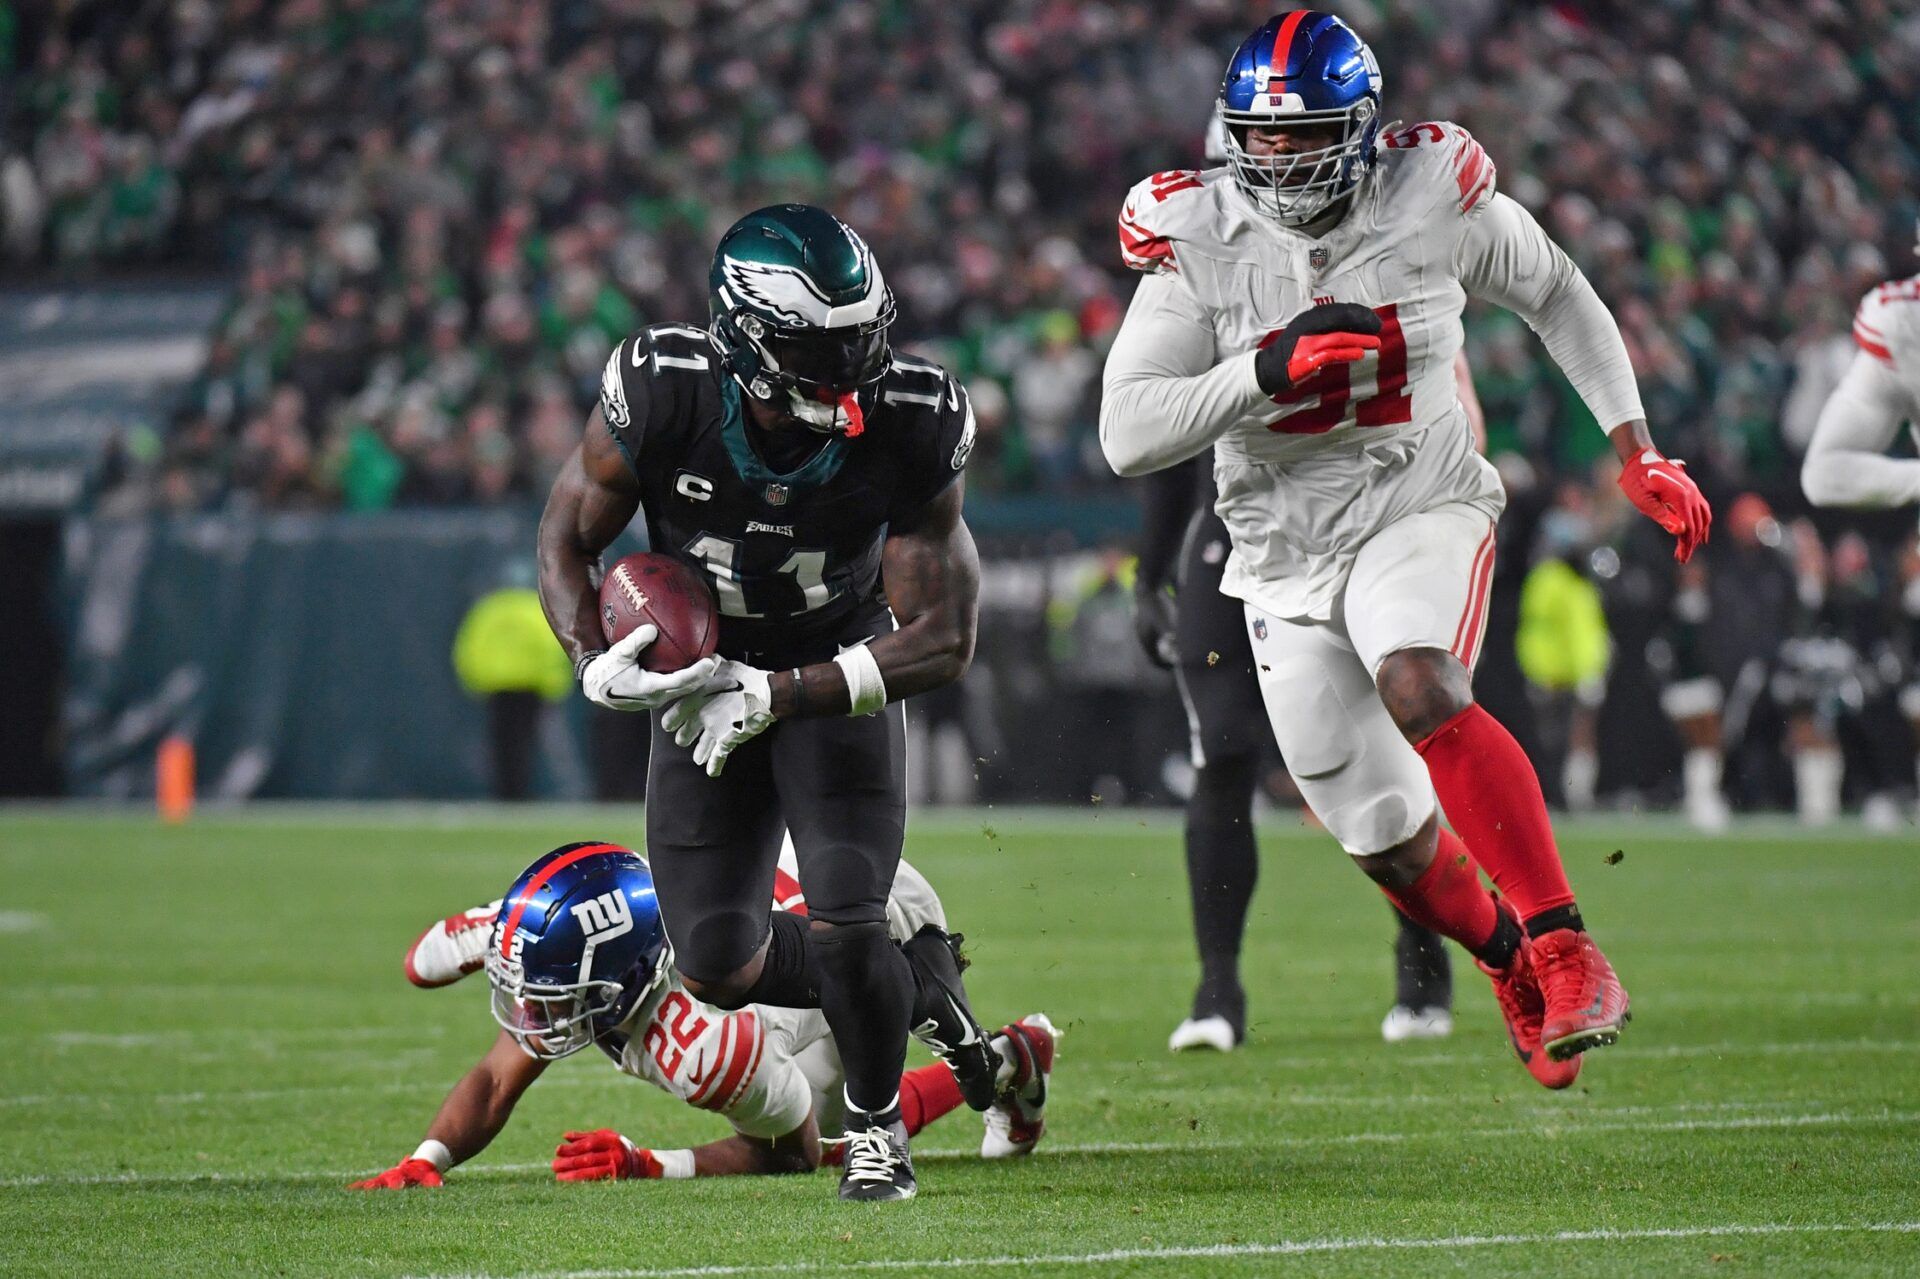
[485,842,670,1060]
[1219,11,1383,227]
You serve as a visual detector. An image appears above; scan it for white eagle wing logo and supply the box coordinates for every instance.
[721,258,835,327]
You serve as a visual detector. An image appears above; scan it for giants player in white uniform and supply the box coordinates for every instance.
[350,842,1055,1188]
[1802,243,1920,804]
[1101,12,1711,1087]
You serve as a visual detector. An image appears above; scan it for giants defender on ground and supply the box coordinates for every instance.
[537,205,988,1200]
[1101,13,1711,1085]
[1136,454,1454,1051]
[350,843,1055,1189]
[1802,238,1920,807]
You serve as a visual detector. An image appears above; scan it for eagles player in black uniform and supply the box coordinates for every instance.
[1135,459,1454,1050]
[536,205,992,1202]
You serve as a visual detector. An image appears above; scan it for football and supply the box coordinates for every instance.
[598,552,720,673]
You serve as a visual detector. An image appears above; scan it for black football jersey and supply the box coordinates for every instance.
[598,323,975,662]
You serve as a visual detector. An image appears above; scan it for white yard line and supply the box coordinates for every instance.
[4,1109,1914,1190]
[407,1221,1920,1279]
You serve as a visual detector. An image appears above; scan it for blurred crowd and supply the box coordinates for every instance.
[7,0,1920,814]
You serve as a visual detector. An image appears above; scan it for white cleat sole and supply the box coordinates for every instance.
[1380,1005,1454,1043]
[1168,1015,1238,1053]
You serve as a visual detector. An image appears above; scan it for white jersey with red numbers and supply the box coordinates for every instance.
[1803,276,1920,511]
[1103,121,1645,622]
[602,851,946,1139]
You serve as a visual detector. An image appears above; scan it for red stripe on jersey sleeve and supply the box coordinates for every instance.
[1855,326,1894,363]
[699,1011,760,1113]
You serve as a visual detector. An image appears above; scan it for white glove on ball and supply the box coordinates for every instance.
[659,660,777,776]
[580,625,720,712]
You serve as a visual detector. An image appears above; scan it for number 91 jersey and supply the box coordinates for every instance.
[1115,121,1509,620]
[599,324,975,665]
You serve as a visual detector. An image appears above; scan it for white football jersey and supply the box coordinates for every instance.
[1799,275,1920,512]
[1853,274,1920,391]
[603,852,946,1139]
[1106,121,1642,621]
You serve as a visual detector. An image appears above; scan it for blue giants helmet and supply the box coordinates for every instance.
[484,842,670,1060]
[1219,11,1383,226]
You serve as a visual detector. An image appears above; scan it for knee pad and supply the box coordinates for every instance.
[671,908,767,994]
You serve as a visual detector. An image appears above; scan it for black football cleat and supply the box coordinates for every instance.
[901,925,1000,1111]
[836,1107,916,1202]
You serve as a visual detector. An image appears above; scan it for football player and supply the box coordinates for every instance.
[1801,244,1920,811]
[350,842,1056,1189]
[1136,451,1455,1051]
[1802,241,1920,514]
[537,205,985,1199]
[1101,12,1712,1087]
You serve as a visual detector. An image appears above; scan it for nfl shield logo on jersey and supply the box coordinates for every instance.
[764,482,790,506]
[1252,617,1268,641]
[1309,246,1330,270]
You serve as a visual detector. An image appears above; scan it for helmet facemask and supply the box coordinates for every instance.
[1223,98,1378,227]
[726,301,894,437]
[485,943,667,1061]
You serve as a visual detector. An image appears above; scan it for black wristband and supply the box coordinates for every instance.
[575,650,606,684]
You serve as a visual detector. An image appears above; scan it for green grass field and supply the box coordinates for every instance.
[1,806,1916,1278]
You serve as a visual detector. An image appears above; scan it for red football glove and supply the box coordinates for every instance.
[552,1129,663,1182]
[348,1158,443,1190]
[1618,446,1712,563]
[1254,303,1383,394]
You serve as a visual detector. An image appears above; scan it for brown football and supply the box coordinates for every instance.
[597,552,720,673]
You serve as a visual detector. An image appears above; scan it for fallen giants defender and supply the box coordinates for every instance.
[539,204,984,1199]
[352,842,1055,1189]
[1101,12,1712,1085]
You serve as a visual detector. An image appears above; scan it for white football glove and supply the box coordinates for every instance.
[659,660,777,776]
[579,625,720,712]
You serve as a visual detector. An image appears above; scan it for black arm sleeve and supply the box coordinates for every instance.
[599,334,651,475]
[1135,455,1204,591]
[889,375,974,523]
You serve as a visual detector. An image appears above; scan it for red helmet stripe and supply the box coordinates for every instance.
[496,842,631,959]
[1267,10,1310,85]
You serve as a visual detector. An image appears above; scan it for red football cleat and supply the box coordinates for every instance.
[1531,928,1631,1061]
[1476,904,1580,1090]
[982,1013,1058,1158]
[403,901,501,988]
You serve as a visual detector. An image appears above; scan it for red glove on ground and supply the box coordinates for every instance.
[348,1158,443,1190]
[1253,303,1383,394]
[552,1129,663,1182]
[1618,446,1712,563]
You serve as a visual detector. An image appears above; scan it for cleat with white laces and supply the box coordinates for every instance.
[834,1106,916,1202]
[1380,1004,1454,1042]
[982,1013,1057,1159]
[1168,1014,1239,1053]
[403,901,502,988]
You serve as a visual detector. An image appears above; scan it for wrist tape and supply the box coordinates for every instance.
[412,1139,453,1173]
[654,1148,695,1179]
[832,644,888,717]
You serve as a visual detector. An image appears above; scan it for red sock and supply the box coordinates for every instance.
[1380,827,1499,952]
[1416,703,1576,920]
[898,1063,966,1136]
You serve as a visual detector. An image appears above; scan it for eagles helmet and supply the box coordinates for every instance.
[1219,11,1384,227]
[485,842,669,1061]
[709,204,896,438]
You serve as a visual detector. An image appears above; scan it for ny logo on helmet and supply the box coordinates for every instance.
[571,890,635,982]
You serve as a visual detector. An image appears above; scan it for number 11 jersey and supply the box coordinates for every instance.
[597,324,975,664]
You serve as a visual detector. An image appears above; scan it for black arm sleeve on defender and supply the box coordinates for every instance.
[1135,455,1203,591]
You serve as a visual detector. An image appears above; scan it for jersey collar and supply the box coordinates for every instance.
[717,374,852,502]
